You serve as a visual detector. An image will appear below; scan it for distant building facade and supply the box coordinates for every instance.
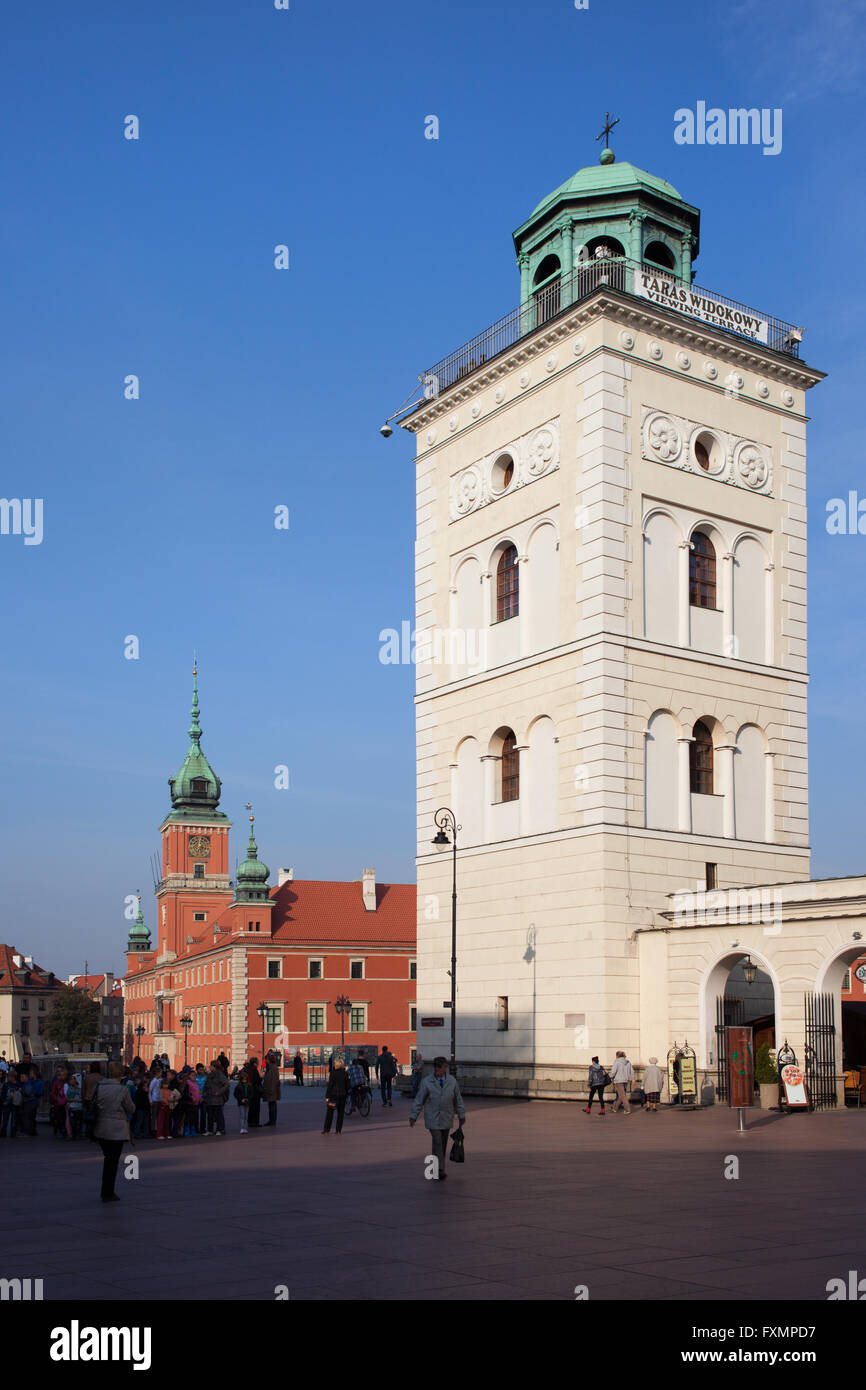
[0,945,60,1061]
[123,672,416,1069]
[67,973,125,1058]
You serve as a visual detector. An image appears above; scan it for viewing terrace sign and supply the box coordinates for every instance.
[632,267,770,345]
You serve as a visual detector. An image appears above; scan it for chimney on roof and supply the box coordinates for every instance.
[104,972,114,995]
[12,954,21,967]
[24,956,33,968]
[362,867,377,912]
[278,868,293,886]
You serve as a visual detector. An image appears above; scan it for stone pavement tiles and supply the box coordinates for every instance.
[2,1095,865,1301]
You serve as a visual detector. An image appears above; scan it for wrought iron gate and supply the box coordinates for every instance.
[804,991,837,1110]
[715,995,745,1101]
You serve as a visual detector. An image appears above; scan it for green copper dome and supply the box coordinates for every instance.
[168,667,223,814]
[530,160,684,218]
[127,896,152,952]
[235,814,271,903]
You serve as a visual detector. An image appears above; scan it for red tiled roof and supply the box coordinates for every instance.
[0,944,58,990]
[72,975,105,990]
[270,880,416,947]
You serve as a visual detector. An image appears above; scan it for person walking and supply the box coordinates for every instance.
[610,1051,635,1115]
[292,1052,304,1087]
[262,1054,281,1125]
[378,1046,397,1107]
[203,1061,229,1135]
[643,1057,664,1112]
[234,1068,252,1134]
[92,1061,134,1202]
[217,1051,230,1074]
[246,1058,263,1127]
[322,1057,350,1134]
[409,1056,466,1181]
[584,1056,608,1115]
[50,1068,69,1138]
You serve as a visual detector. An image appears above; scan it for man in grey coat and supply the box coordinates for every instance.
[409,1056,465,1180]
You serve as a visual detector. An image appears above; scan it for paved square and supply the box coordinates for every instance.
[3,1092,865,1301]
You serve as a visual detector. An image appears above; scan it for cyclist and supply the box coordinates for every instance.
[347,1056,367,1109]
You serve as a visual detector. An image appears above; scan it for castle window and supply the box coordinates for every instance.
[496,545,519,622]
[309,959,322,980]
[194,863,205,879]
[690,721,714,795]
[191,778,208,794]
[501,730,520,802]
[689,532,716,608]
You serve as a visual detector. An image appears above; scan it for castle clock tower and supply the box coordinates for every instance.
[156,667,233,961]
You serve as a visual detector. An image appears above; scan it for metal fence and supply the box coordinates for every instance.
[804,991,837,1111]
[422,257,802,396]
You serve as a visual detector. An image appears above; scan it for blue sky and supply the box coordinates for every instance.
[1,0,864,977]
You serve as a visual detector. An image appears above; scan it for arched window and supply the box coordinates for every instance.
[689,531,716,608]
[501,730,519,802]
[533,254,561,323]
[644,240,676,272]
[496,545,519,621]
[690,721,714,795]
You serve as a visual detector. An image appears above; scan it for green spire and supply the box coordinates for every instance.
[127,892,152,952]
[168,662,224,815]
[234,806,271,903]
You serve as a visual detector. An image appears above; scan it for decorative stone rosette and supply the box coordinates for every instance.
[449,418,560,521]
[641,407,772,495]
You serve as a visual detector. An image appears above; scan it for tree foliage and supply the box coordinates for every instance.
[43,985,101,1049]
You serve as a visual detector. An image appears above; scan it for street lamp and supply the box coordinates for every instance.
[256,1003,266,1058]
[135,1024,145,1055]
[180,1013,192,1067]
[432,807,460,1077]
[334,994,352,1055]
[742,957,758,986]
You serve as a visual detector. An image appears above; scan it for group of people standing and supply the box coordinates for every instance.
[0,1059,45,1138]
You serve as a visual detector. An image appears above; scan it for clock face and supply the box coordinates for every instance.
[188,835,211,859]
[855,965,866,983]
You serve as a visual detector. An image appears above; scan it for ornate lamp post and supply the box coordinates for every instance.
[180,1013,192,1067]
[432,807,460,1076]
[256,1003,266,1058]
[334,994,352,1055]
[135,1024,145,1052]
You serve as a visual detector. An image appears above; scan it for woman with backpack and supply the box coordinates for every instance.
[234,1067,252,1134]
[584,1056,609,1115]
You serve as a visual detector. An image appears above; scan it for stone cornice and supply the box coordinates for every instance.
[403,290,824,434]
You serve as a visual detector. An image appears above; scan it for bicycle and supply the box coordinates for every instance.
[345,1083,371,1118]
